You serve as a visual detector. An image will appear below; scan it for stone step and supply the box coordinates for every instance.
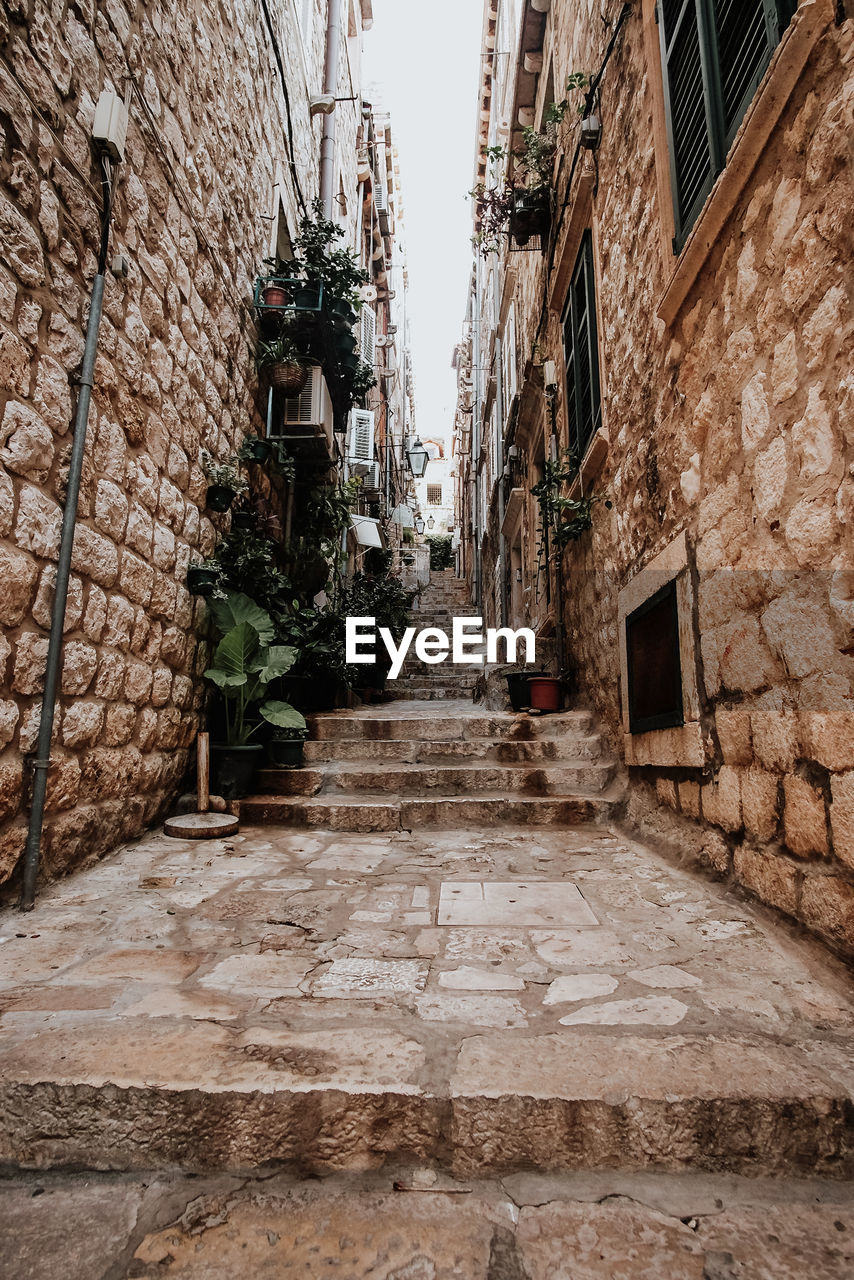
[307,710,594,741]
[239,791,625,830]
[303,735,604,763]
[256,761,616,798]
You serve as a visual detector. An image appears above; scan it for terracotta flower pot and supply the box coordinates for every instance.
[262,283,290,308]
[528,676,561,712]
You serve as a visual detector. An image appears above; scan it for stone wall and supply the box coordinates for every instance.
[0,0,356,888]
[468,0,854,955]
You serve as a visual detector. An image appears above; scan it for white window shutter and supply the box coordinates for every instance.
[348,408,375,462]
[359,306,376,366]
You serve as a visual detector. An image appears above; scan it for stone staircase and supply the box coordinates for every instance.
[241,704,623,830]
[384,568,483,701]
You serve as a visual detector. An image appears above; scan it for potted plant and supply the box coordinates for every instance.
[202,452,246,513]
[341,572,414,696]
[230,502,256,532]
[261,278,291,308]
[509,187,551,246]
[239,435,272,465]
[268,725,309,768]
[204,592,306,798]
[256,336,311,394]
[187,558,221,596]
[528,674,562,712]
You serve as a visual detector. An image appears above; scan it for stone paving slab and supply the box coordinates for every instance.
[1,1168,853,1279]
[1,824,853,1177]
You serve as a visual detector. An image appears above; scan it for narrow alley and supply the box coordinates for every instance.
[1,572,853,1277]
[1,0,854,1274]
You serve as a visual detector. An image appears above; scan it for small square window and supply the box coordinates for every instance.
[427,485,442,506]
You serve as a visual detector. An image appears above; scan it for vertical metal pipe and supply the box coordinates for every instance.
[320,0,343,215]
[20,272,106,910]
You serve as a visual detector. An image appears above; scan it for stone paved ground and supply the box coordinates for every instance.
[1,809,854,1275]
[2,1167,854,1278]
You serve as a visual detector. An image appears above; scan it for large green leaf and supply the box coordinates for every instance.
[260,700,307,731]
[204,667,248,691]
[255,644,297,684]
[212,621,260,685]
[208,592,275,645]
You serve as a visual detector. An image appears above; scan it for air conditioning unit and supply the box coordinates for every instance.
[275,366,334,454]
[355,460,382,492]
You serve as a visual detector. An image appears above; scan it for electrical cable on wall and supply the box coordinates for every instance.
[258,0,309,217]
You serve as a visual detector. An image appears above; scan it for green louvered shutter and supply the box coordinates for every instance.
[660,0,798,251]
[562,232,601,469]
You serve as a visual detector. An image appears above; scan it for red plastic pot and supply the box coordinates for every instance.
[528,676,561,712]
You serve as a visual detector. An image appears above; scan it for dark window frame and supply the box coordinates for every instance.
[658,0,798,252]
[561,230,602,471]
[626,578,685,735]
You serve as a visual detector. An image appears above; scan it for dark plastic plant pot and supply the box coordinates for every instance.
[334,331,358,358]
[242,437,271,463]
[329,299,358,330]
[505,671,535,712]
[231,510,255,531]
[528,676,561,712]
[210,743,263,799]
[268,731,308,769]
[206,484,236,512]
[293,281,322,310]
[340,353,360,375]
[187,565,220,596]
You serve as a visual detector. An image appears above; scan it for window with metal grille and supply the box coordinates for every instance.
[659,0,797,251]
[562,231,601,469]
[427,484,442,506]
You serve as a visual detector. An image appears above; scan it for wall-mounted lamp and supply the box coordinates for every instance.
[414,515,425,535]
[406,438,429,477]
[310,94,336,116]
[580,114,602,150]
[543,360,558,391]
[426,515,435,531]
[515,568,523,584]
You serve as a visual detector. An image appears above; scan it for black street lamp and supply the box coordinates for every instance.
[406,437,429,477]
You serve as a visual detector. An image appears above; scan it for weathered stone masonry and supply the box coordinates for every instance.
[0,0,354,887]
[461,0,854,956]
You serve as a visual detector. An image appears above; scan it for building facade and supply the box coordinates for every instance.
[0,0,411,890]
[455,0,854,954]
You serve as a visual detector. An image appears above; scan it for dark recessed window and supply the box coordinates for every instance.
[658,0,797,250]
[427,484,442,506]
[626,579,684,734]
[562,230,601,471]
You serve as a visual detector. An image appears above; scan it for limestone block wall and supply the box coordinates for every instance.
[0,0,347,888]
[488,2,854,954]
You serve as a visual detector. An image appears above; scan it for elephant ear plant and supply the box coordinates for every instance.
[204,592,306,797]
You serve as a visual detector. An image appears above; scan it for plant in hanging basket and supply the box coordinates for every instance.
[238,435,272,464]
[256,336,310,393]
[201,451,247,512]
[260,278,291,308]
[508,186,551,246]
[187,558,221,596]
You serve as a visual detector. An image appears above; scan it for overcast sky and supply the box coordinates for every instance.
[363,1,483,445]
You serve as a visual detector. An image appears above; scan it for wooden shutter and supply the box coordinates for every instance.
[659,0,716,247]
[562,231,601,468]
[359,305,376,365]
[348,408,374,462]
[660,0,793,248]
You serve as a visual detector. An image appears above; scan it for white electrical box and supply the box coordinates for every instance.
[92,90,128,162]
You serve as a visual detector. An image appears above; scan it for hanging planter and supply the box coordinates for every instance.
[329,298,358,331]
[292,279,322,311]
[239,436,272,464]
[509,188,551,246]
[256,336,311,394]
[206,483,237,513]
[230,508,255,531]
[261,280,290,308]
[187,563,221,596]
[334,330,358,359]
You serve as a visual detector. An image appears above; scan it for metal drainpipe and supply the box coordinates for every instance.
[495,334,507,628]
[20,159,116,910]
[320,0,343,216]
[472,268,482,613]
